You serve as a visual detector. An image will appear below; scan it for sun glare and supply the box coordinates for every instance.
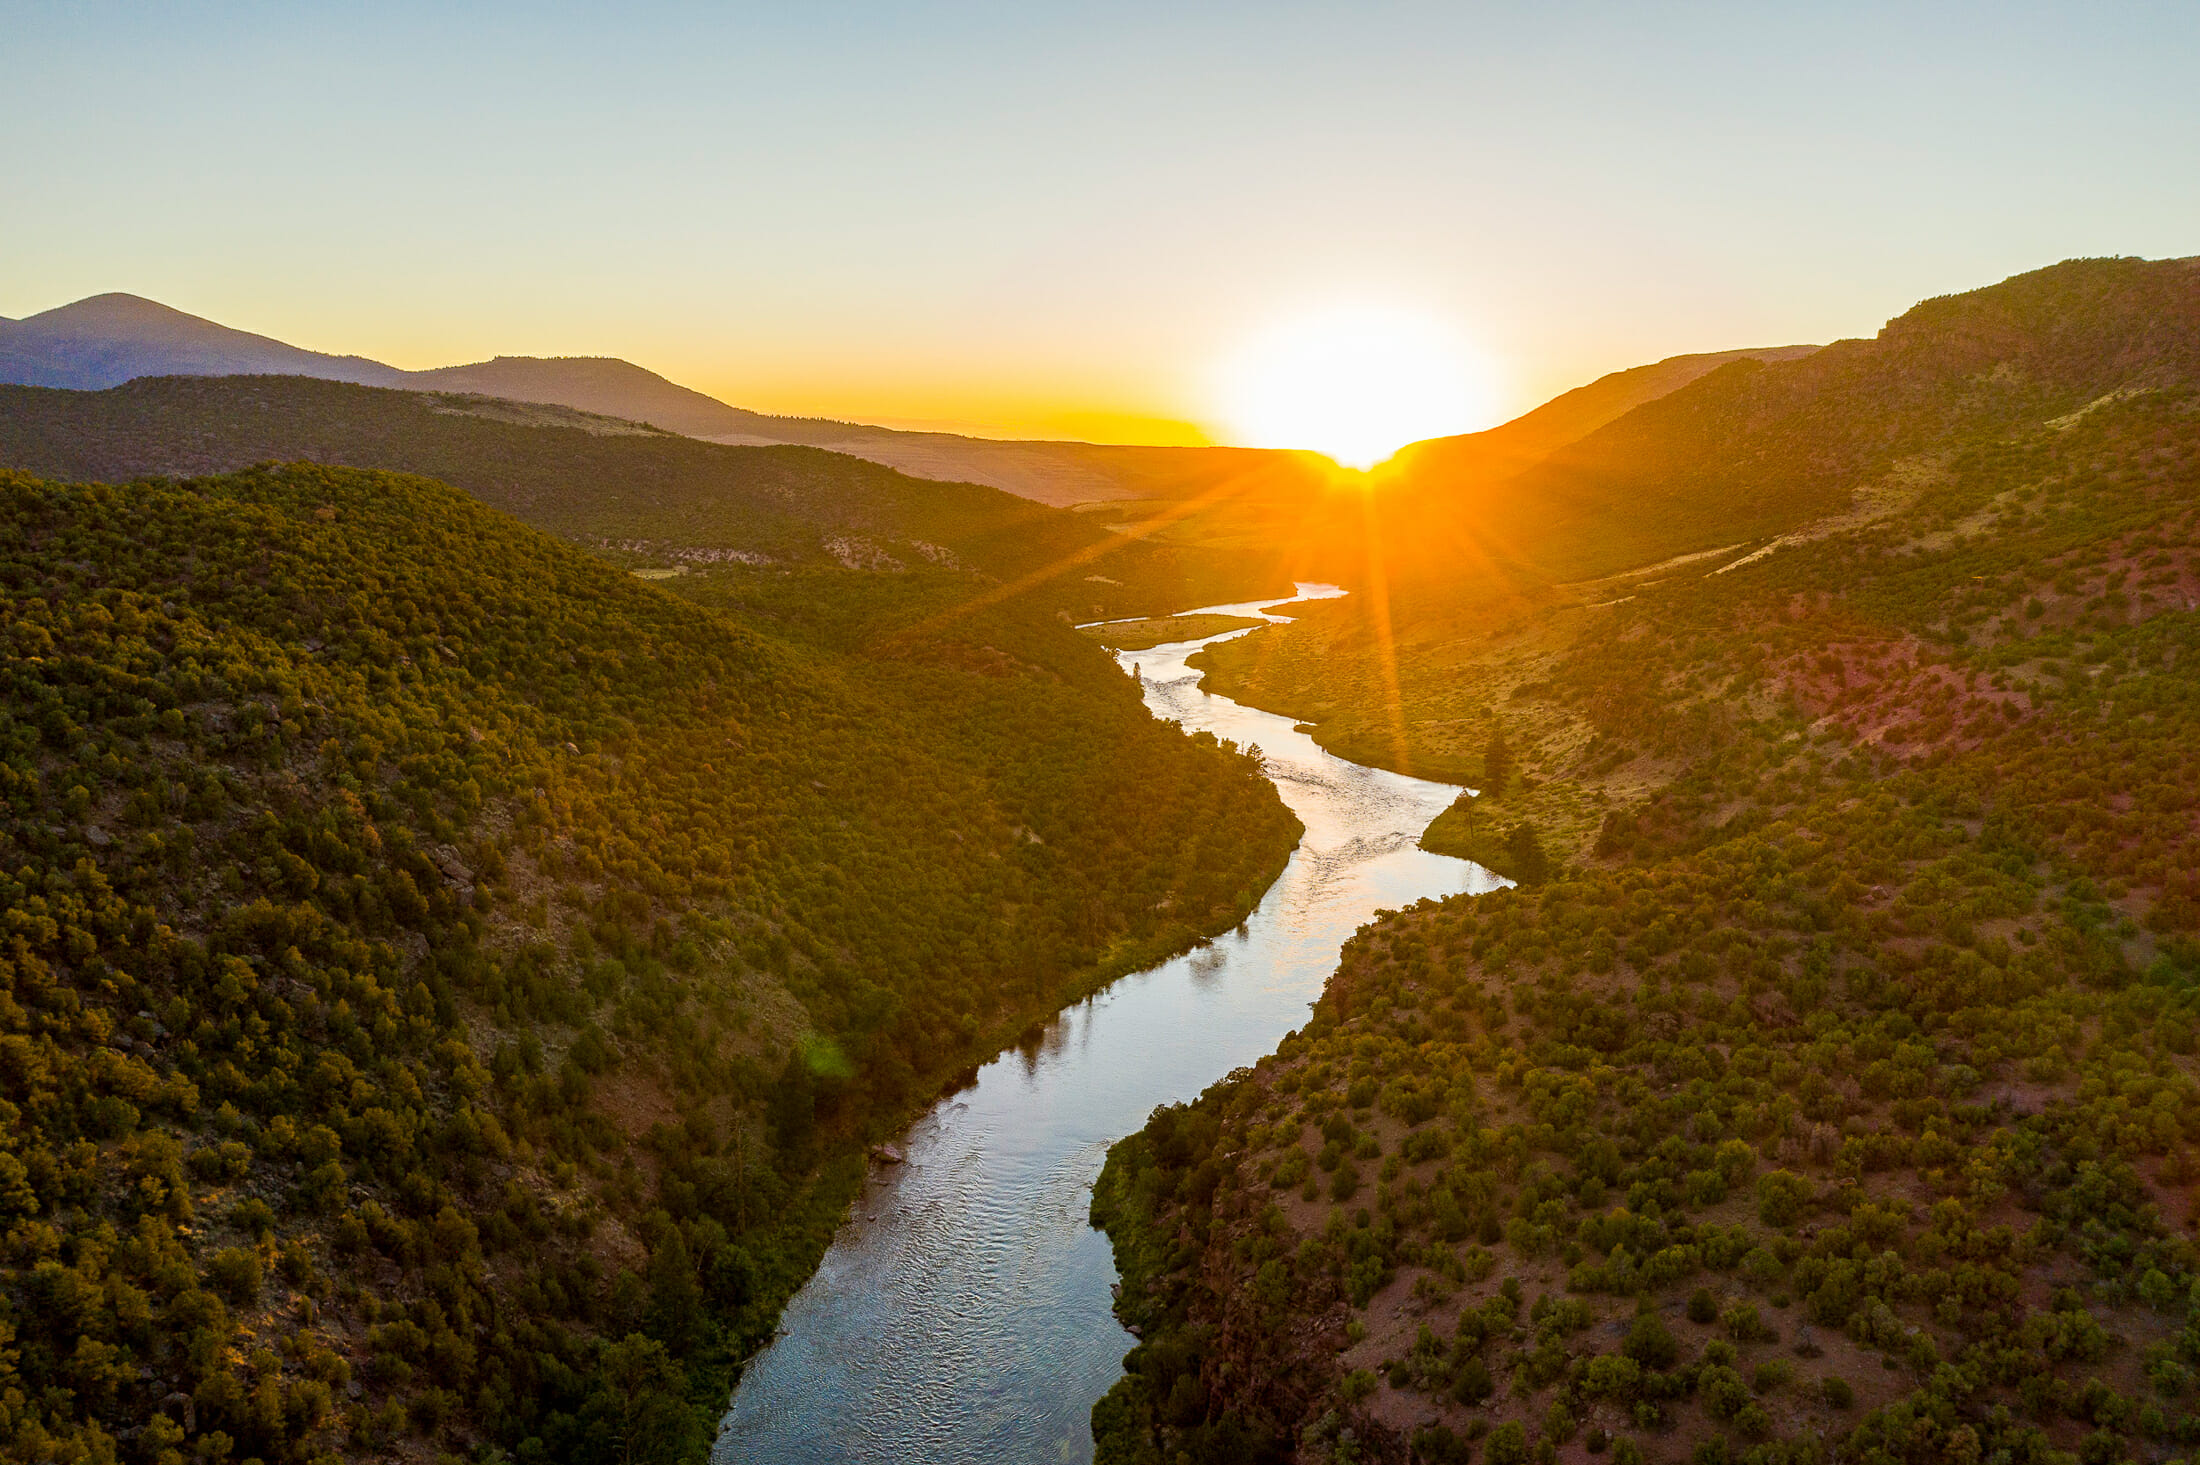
[1215,305,1499,468]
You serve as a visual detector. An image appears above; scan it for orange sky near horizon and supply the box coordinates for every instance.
[6,5,2196,452]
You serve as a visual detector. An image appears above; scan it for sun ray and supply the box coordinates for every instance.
[1356,488,1412,777]
[881,454,1323,648]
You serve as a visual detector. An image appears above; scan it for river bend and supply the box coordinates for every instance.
[714,584,1502,1463]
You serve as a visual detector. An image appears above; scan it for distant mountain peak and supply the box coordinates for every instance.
[21,291,240,336]
[34,289,177,310]
[0,292,404,389]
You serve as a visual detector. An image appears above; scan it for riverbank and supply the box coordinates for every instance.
[694,793,1303,1452]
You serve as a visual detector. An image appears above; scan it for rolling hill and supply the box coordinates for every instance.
[0,373,1286,622]
[1398,255,2200,587]
[1077,348,1833,593]
[1386,344,1821,488]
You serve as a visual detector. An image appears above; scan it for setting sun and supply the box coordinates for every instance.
[1213,305,1500,468]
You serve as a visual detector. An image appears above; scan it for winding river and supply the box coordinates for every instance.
[714,585,1503,1464]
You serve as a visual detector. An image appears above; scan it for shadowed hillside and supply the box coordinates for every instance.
[0,374,1286,622]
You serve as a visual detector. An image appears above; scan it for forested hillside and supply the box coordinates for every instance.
[1094,260,2200,1462]
[0,463,1301,1464]
[0,375,1285,623]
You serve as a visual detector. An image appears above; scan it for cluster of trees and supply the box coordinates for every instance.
[0,463,1301,1463]
[1418,730,1558,886]
[1091,350,2200,1454]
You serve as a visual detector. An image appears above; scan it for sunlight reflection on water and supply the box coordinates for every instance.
[713,584,1504,1464]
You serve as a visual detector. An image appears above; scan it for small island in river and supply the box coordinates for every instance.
[1082,613,1268,651]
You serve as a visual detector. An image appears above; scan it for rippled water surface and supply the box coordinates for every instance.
[715,585,1501,1464]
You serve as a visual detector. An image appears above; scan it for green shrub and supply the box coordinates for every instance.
[1756,1171,1813,1229]
[206,1247,262,1305]
[1623,1311,1678,1370]
[1723,1302,1775,1343]
[1583,1353,1643,1400]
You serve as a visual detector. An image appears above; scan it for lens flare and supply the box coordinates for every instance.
[1214,305,1500,468]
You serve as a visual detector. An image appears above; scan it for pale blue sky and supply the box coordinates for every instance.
[6,1,2196,439]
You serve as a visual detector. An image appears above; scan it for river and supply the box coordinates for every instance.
[713,584,1503,1463]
